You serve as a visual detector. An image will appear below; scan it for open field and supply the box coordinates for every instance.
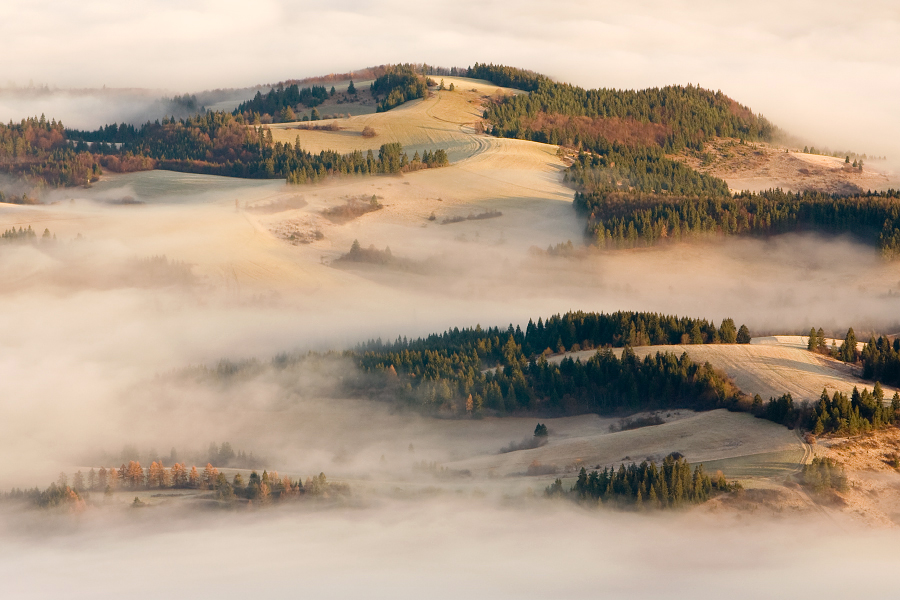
[266,77,525,161]
[551,337,896,405]
[676,138,900,194]
[443,409,803,480]
[3,77,900,518]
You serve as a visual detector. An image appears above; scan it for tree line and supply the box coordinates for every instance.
[345,311,750,416]
[65,111,448,184]
[234,83,331,121]
[3,463,341,509]
[546,454,739,509]
[573,187,900,255]
[358,310,750,359]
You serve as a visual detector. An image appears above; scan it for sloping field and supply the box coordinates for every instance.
[677,138,900,194]
[443,409,802,478]
[552,337,894,404]
[266,76,525,162]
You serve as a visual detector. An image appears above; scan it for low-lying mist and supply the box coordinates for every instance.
[3,172,900,485]
[0,498,896,599]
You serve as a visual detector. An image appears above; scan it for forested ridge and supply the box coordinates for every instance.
[205,311,751,418]
[474,62,775,152]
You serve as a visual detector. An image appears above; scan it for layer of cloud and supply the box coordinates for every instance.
[0,1,897,157]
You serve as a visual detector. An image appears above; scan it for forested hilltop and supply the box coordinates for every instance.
[200,311,750,418]
[472,63,900,254]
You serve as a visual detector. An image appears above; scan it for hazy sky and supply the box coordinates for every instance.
[0,1,898,153]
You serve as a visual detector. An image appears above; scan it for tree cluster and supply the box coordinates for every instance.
[0,116,102,186]
[807,327,859,363]
[234,84,330,122]
[860,335,900,386]
[547,454,738,509]
[371,64,428,112]
[755,385,898,435]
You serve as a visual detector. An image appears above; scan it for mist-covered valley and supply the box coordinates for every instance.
[2,8,900,592]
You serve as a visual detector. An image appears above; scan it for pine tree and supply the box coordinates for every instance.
[347,80,356,95]
[807,327,818,351]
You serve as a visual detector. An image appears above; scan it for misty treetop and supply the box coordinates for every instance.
[3,462,344,510]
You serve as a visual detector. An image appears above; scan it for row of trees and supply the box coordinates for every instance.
[573,187,900,255]
[4,465,339,509]
[66,111,449,184]
[358,310,750,361]
[546,454,737,508]
[2,225,52,243]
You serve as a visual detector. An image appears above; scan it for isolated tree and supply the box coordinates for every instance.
[448,83,455,91]
[816,328,826,351]
[807,327,818,351]
[841,328,858,362]
[534,423,548,437]
[330,86,336,96]
[347,80,356,95]
[736,325,751,344]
